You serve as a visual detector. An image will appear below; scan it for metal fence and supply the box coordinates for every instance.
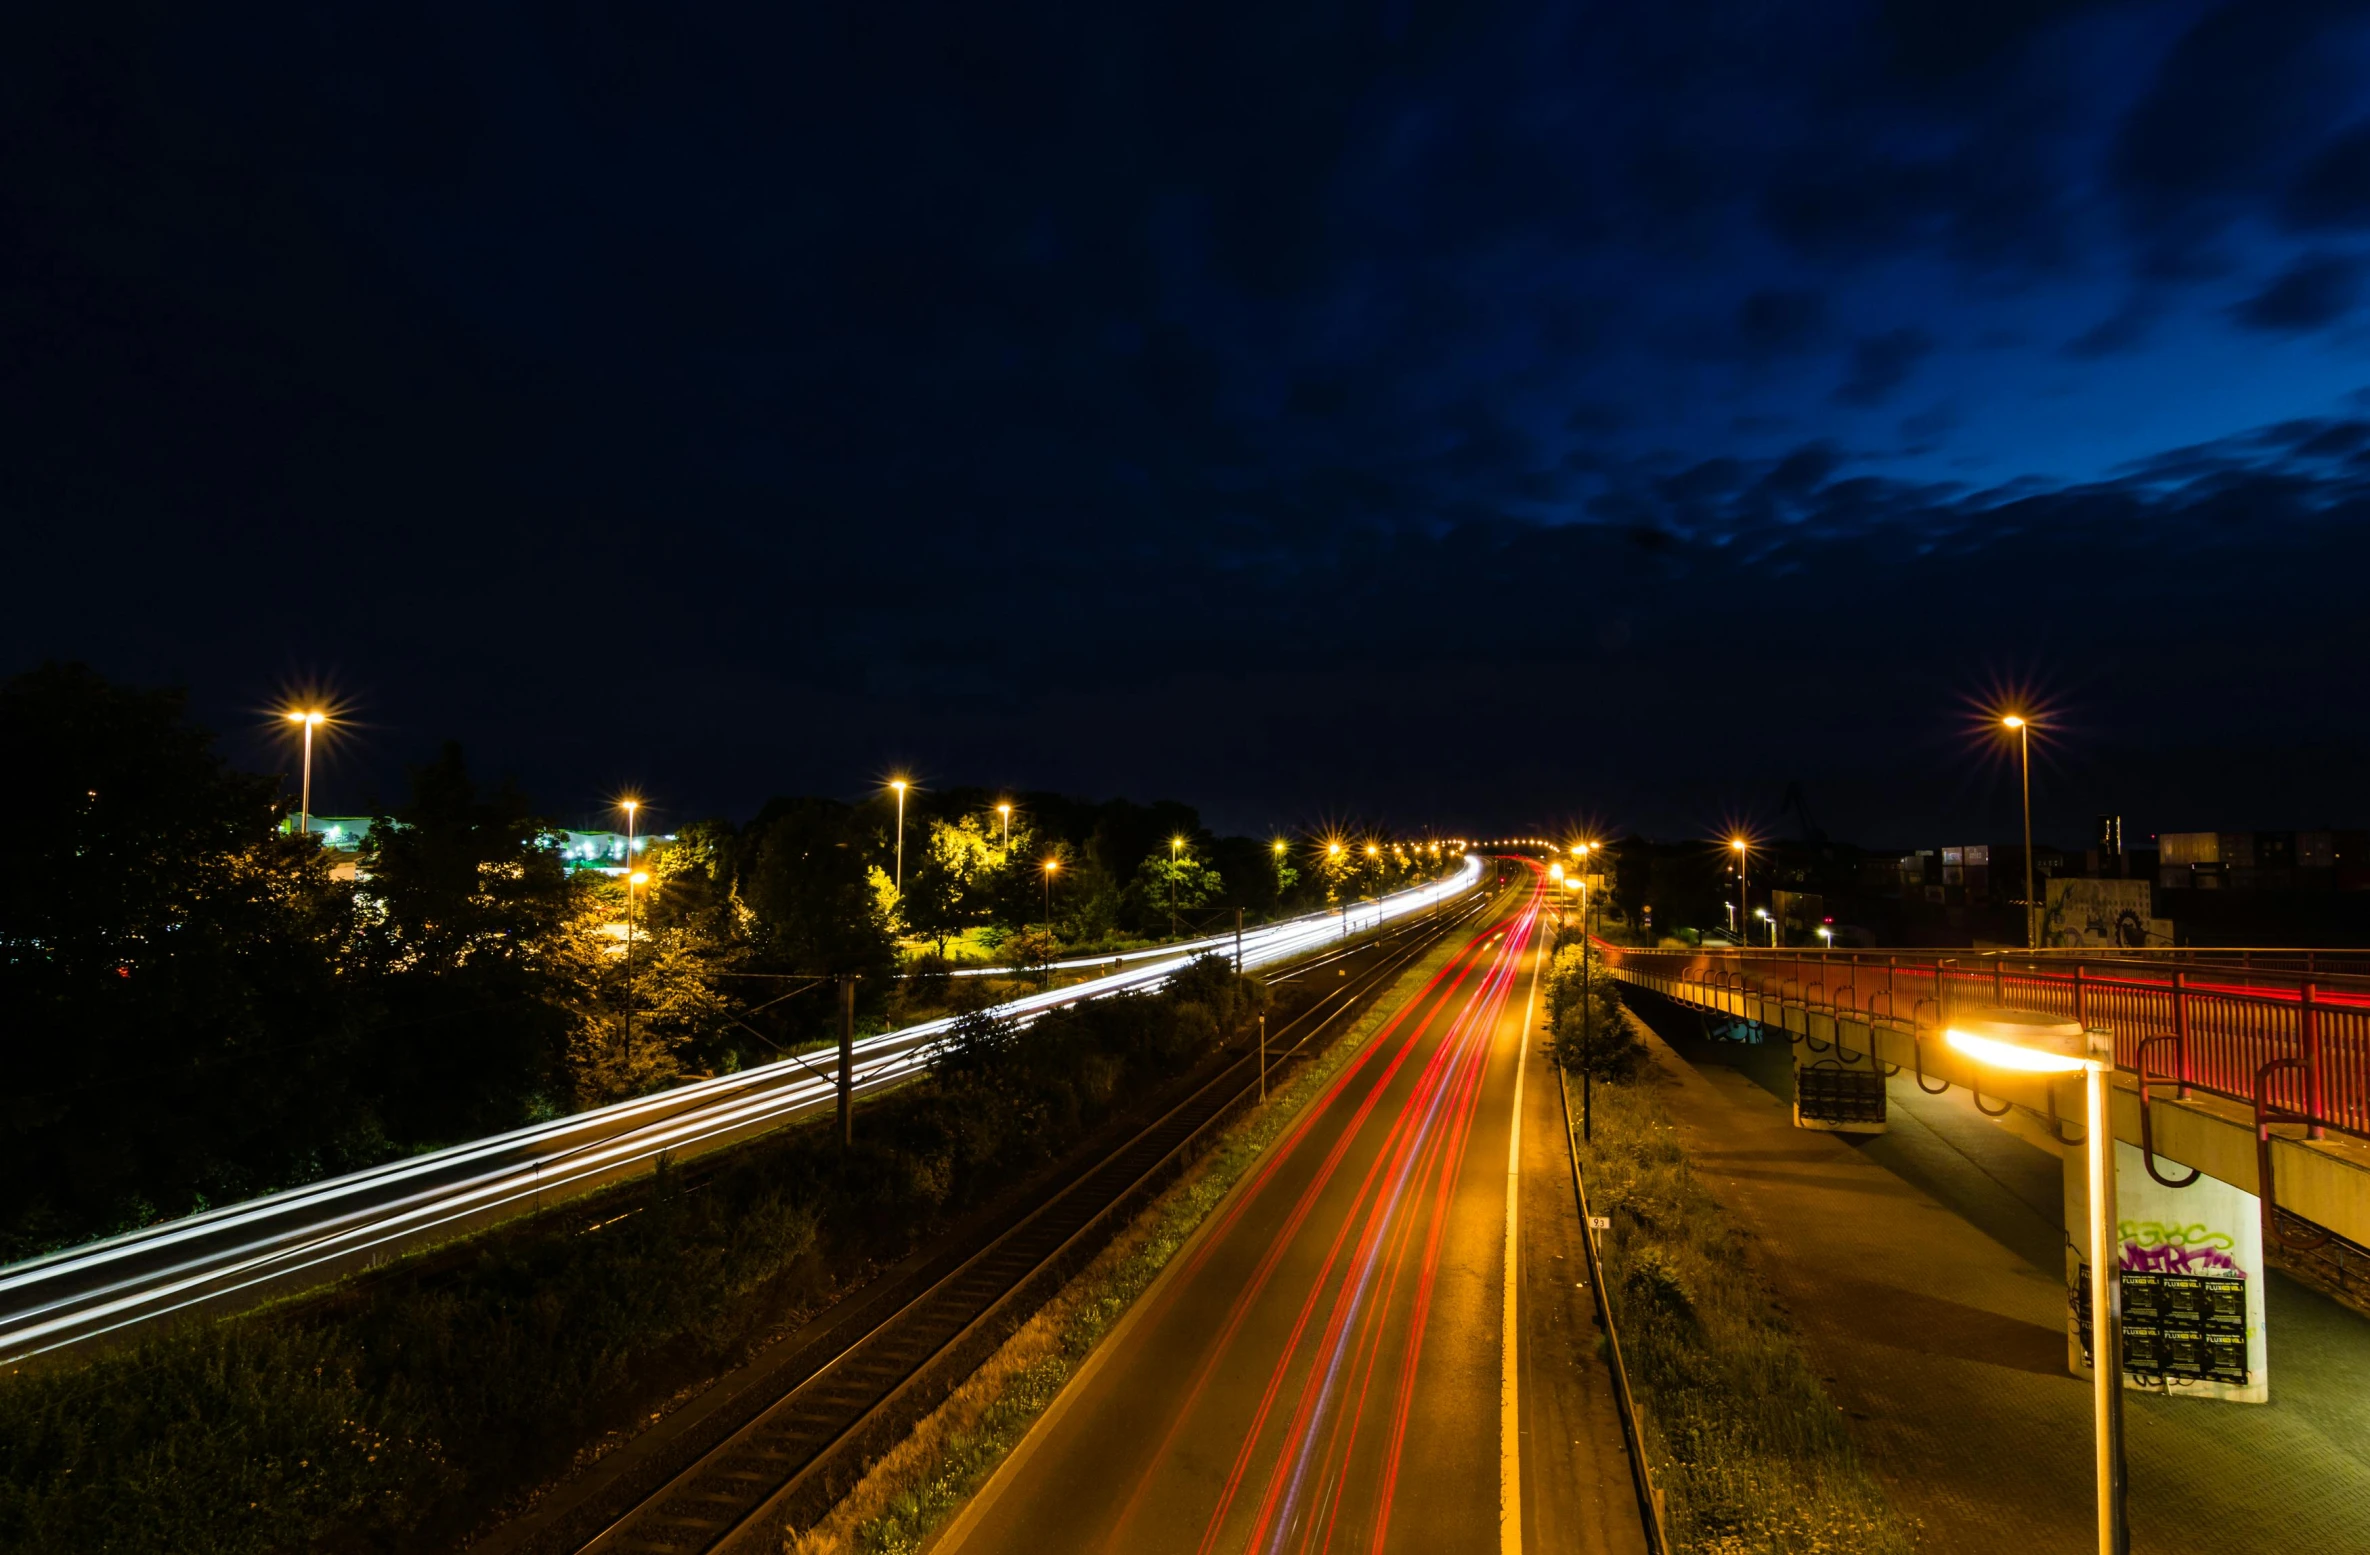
[1596,944,2370,1142]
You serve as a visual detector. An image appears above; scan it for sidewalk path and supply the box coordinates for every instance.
[1636,1018,2370,1553]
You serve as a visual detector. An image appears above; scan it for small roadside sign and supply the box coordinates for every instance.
[1587,1215,1611,1231]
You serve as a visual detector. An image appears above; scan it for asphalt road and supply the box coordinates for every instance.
[0,861,1482,1366]
[943,868,1640,1555]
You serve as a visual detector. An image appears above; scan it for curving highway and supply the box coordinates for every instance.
[0,859,1483,1366]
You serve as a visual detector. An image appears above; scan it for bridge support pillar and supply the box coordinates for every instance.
[1791,1012,1887,1134]
[2065,1137,2268,1404]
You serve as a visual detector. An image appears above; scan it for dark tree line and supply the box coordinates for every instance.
[0,665,1438,1259]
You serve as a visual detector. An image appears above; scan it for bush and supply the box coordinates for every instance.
[1545,942,1645,1081]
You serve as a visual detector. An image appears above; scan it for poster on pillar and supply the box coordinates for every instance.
[2065,1138,2268,1404]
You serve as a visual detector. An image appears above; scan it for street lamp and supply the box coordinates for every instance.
[997,802,1012,850]
[2003,715,2037,949]
[1947,1010,2124,1554]
[1573,841,1598,1141]
[1755,905,1772,947]
[282,710,328,840]
[1042,857,1060,932]
[1169,834,1189,938]
[889,778,910,891]
[1730,837,1749,948]
[623,868,650,1061]
[1272,839,1288,918]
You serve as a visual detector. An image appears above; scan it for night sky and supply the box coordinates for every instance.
[8,2,2370,847]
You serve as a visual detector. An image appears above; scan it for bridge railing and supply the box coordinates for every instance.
[1595,943,2370,1142]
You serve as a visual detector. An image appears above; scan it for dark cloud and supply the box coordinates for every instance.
[2062,296,2160,358]
[1832,329,1935,405]
[2284,123,2370,229]
[1874,0,2101,83]
[1735,288,1827,356]
[2231,254,2363,332]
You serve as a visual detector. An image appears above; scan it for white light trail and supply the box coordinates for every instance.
[0,856,1485,1361]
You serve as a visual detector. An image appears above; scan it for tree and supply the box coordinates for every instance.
[1544,941,1644,1081]
[0,664,362,1254]
[356,743,575,1141]
[905,813,1022,953]
[1129,847,1223,934]
[736,798,899,976]
[547,874,738,1107]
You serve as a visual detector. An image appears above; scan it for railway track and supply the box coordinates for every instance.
[537,890,1496,1555]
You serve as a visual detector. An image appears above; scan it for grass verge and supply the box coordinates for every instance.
[1576,1033,1917,1555]
[788,918,1479,1555]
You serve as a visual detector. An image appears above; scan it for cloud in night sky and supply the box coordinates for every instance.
[6,0,2370,845]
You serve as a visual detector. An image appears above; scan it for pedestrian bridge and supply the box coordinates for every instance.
[1595,943,2370,1254]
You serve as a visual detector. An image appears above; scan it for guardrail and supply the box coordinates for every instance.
[1595,943,2370,1144]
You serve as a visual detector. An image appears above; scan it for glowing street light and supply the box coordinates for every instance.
[624,867,651,1061]
[282,710,328,841]
[1042,857,1061,932]
[1947,1009,2123,1553]
[1272,839,1288,917]
[1169,834,1189,938]
[2003,715,2038,949]
[1730,837,1750,948]
[889,778,910,891]
[997,802,1012,850]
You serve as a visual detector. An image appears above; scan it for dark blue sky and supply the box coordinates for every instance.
[8,1,2370,845]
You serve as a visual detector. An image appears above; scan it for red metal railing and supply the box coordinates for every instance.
[1597,943,2370,1143]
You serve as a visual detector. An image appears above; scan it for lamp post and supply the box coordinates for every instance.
[1169,834,1188,938]
[623,868,649,1063]
[1947,1009,2125,1555]
[1042,858,1059,932]
[2003,715,2037,949]
[620,798,642,1063]
[1272,839,1288,918]
[890,779,909,891]
[1730,837,1749,948]
[283,710,327,840]
[997,802,1012,850]
[1575,841,1595,1142]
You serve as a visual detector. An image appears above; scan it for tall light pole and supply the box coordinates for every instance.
[1169,834,1188,938]
[1272,838,1288,918]
[620,798,642,1065]
[1575,841,1597,1142]
[889,778,910,892]
[623,868,648,1063]
[1949,1011,2124,1554]
[1730,837,1749,948]
[997,802,1012,851]
[283,710,327,839]
[2004,715,2036,949]
[1042,858,1059,932]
